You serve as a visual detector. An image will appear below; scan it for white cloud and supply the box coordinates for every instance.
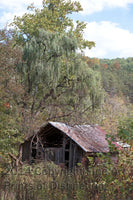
[0,0,42,9]
[1,0,133,27]
[0,0,42,28]
[75,0,133,15]
[84,21,133,58]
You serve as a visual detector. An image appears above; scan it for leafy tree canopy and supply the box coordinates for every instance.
[11,0,95,49]
[15,29,103,132]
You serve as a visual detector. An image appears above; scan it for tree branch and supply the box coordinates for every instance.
[46,110,76,121]
[31,86,38,116]
[34,88,54,118]
[47,52,62,62]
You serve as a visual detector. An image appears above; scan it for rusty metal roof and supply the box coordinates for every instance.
[38,121,109,153]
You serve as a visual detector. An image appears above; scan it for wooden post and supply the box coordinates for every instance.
[57,149,60,164]
[62,136,66,163]
[69,140,72,169]
[30,137,33,164]
[73,143,76,168]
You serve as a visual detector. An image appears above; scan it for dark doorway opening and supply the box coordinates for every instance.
[32,148,36,159]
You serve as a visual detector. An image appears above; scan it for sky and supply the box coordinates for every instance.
[0,0,133,59]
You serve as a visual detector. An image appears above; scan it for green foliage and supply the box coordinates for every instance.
[17,29,78,92]
[7,0,98,131]
[11,0,95,49]
[118,118,133,145]
[15,29,103,129]
[98,57,133,103]
[0,29,24,163]
[0,104,23,156]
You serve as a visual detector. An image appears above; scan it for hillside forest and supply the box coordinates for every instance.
[0,0,133,199]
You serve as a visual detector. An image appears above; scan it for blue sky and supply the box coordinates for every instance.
[0,0,133,59]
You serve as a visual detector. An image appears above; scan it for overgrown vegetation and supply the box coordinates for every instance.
[0,0,133,199]
[0,146,132,200]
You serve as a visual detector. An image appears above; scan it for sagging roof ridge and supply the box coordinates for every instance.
[48,121,109,153]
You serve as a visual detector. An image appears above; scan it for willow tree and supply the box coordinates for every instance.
[11,0,103,135]
[15,29,104,135]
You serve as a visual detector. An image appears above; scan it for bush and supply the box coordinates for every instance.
[0,153,132,200]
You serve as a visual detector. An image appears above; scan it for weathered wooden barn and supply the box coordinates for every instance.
[21,122,112,168]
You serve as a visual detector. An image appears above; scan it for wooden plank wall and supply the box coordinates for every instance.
[22,141,31,162]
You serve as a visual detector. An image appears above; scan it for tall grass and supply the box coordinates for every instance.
[0,151,132,200]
